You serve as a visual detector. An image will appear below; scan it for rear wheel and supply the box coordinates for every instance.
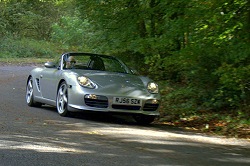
[133,115,156,125]
[26,76,42,107]
[56,81,70,117]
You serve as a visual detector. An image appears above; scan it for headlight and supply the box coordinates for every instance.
[147,82,158,94]
[78,76,96,89]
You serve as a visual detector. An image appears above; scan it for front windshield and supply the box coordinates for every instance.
[62,53,132,74]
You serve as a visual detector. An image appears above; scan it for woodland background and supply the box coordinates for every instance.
[0,0,249,137]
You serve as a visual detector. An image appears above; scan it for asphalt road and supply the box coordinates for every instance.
[0,64,249,166]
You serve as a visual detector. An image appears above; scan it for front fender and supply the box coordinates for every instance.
[60,71,79,86]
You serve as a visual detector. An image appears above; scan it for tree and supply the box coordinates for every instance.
[76,0,250,112]
[0,0,61,39]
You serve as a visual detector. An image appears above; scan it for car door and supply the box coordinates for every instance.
[40,67,60,101]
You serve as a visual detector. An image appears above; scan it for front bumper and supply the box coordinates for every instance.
[67,85,160,116]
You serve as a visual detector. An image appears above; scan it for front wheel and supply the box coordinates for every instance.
[133,115,156,125]
[26,76,41,107]
[56,81,70,117]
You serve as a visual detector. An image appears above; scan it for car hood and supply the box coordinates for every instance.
[72,70,149,96]
[79,70,144,87]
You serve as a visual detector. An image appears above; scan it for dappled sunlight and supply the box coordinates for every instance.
[136,147,175,153]
[212,157,250,164]
[0,134,93,154]
[78,125,250,147]
[0,115,249,166]
[47,119,250,165]
[58,129,104,136]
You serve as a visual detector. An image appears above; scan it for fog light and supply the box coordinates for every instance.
[146,99,159,104]
[152,99,159,104]
[86,94,97,99]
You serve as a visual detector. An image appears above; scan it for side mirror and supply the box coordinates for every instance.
[44,62,56,68]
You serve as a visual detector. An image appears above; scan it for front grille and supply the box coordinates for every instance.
[143,103,159,111]
[112,105,141,110]
[85,98,108,108]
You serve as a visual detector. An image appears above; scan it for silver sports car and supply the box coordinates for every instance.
[26,53,160,124]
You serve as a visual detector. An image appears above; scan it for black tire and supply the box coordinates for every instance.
[133,115,156,125]
[26,76,42,107]
[56,81,70,117]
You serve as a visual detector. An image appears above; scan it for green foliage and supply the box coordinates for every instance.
[213,63,250,108]
[159,83,199,119]
[0,36,57,58]
[51,16,92,51]
[0,0,249,128]
[73,0,250,116]
[0,0,61,39]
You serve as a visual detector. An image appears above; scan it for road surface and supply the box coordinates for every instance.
[0,64,249,166]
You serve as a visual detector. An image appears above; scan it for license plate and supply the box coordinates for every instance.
[113,97,142,106]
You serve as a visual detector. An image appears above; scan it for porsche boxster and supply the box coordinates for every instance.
[26,53,160,124]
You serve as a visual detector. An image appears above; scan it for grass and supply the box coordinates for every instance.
[0,57,55,65]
